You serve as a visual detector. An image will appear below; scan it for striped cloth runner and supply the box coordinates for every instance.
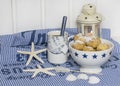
[1,28,120,86]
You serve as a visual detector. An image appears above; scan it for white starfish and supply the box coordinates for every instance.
[23,65,56,78]
[17,42,46,66]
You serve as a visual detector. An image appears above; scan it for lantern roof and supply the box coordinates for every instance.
[82,4,96,15]
[77,4,102,23]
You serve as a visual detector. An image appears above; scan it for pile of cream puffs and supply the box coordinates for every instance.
[72,33,109,51]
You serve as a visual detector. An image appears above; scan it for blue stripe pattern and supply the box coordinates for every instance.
[1,28,120,86]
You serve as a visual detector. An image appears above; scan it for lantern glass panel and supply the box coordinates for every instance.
[77,22,82,33]
[95,24,101,37]
[84,26,92,36]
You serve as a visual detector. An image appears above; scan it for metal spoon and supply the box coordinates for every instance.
[60,16,67,36]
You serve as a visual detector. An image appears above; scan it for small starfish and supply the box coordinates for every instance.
[17,42,46,66]
[23,65,56,78]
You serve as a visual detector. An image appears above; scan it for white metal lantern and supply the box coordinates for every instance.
[77,4,102,37]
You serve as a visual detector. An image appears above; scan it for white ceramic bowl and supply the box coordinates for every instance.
[69,39,114,74]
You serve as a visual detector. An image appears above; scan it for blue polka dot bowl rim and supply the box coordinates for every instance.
[69,38,114,74]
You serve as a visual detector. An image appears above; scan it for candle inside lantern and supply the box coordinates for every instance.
[86,30,93,36]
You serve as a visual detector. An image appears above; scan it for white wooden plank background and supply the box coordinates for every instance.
[97,0,120,37]
[0,0,13,34]
[0,0,120,38]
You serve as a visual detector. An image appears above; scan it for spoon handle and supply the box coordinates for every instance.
[60,16,67,36]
